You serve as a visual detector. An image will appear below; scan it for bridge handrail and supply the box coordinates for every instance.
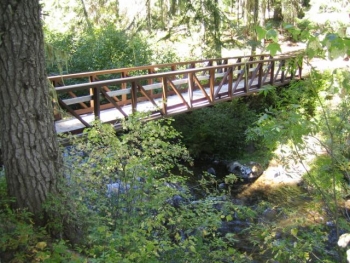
[49,54,272,84]
[54,56,296,93]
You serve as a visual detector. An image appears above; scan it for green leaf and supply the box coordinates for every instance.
[266,43,281,56]
[266,29,278,42]
[189,245,196,253]
[291,228,298,237]
[255,26,266,41]
[284,24,294,29]
[226,214,233,221]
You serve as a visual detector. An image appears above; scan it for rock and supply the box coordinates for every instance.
[262,207,279,220]
[263,164,303,185]
[107,181,132,195]
[218,183,226,189]
[327,226,346,249]
[106,177,146,196]
[227,161,251,178]
[250,162,263,178]
[218,220,251,235]
[227,161,263,180]
[207,167,216,176]
[169,195,185,208]
[338,233,350,248]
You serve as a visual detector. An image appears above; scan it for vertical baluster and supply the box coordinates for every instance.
[258,62,263,89]
[188,72,194,108]
[148,68,154,98]
[228,66,233,98]
[93,86,100,120]
[270,60,275,85]
[298,58,303,79]
[244,63,249,93]
[171,65,176,81]
[162,77,168,116]
[209,68,215,102]
[131,81,137,113]
[89,75,94,110]
[121,71,127,104]
[281,59,286,83]
[223,59,228,72]
[237,58,242,71]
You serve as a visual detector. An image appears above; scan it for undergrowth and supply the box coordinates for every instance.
[1,70,350,262]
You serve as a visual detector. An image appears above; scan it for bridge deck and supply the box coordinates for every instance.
[51,54,303,134]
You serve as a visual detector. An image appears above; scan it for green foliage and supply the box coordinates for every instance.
[246,68,350,261]
[46,114,248,262]
[303,70,350,217]
[173,99,259,159]
[255,25,281,55]
[45,25,153,74]
[0,176,84,262]
[245,184,334,262]
[246,79,320,151]
[250,222,331,262]
[1,1,348,262]
[283,22,350,60]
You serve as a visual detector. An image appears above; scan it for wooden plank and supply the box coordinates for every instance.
[68,91,89,109]
[64,95,93,105]
[108,88,131,96]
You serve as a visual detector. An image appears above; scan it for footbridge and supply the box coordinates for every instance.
[49,53,303,134]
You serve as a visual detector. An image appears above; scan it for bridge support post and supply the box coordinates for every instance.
[93,87,100,120]
[209,69,215,102]
[121,72,128,104]
[244,64,249,93]
[131,82,137,113]
[162,77,168,116]
[228,67,233,98]
[298,59,303,79]
[281,59,286,83]
[270,60,275,85]
[188,73,194,108]
[258,62,263,88]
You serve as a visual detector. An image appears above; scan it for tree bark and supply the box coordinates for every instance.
[0,0,61,223]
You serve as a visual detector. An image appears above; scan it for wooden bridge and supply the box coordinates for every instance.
[49,53,303,134]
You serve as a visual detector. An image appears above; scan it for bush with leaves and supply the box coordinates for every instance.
[43,114,252,262]
[45,24,182,76]
[173,99,260,160]
[246,66,350,261]
[0,172,86,262]
[45,24,153,75]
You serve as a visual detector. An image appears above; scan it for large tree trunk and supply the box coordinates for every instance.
[0,0,61,223]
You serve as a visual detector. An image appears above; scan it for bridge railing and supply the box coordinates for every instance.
[53,55,302,132]
[49,54,273,118]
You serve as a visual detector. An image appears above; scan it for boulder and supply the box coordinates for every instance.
[207,167,216,176]
[107,181,132,195]
[227,161,263,180]
[218,220,251,235]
